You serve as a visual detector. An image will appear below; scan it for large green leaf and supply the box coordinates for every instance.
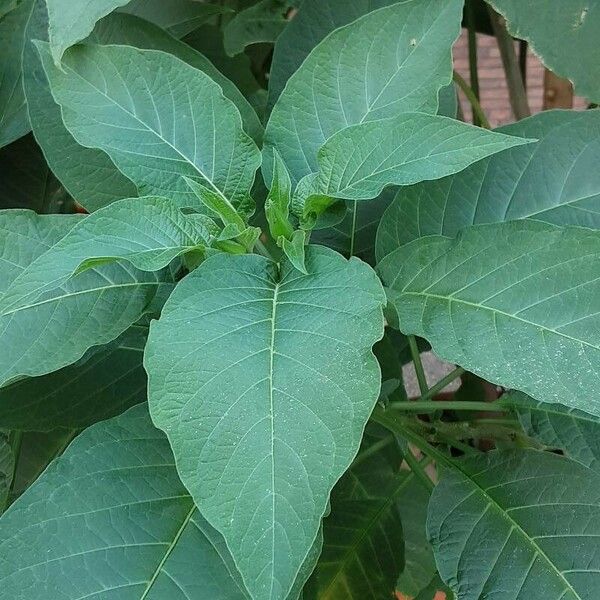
[224,0,290,57]
[304,428,404,599]
[503,391,600,473]
[0,134,71,212]
[0,324,147,431]
[45,0,130,63]
[377,110,600,260]
[0,432,13,509]
[0,210,174,387]
[23,0,138,212]
[378,220,600,416]
[90,13,264,144]
[268,0,399,108]
[307,113,531,201]
[428,449,600,599]
[1,196,210,312]
[488,0,600,103]
[396,476,436,597]
[0,0,33,148]
[145,245,386,600]
[37,42,261,210]
[264,0,463,185]
[0,404,251,598]
[120,0,229,38]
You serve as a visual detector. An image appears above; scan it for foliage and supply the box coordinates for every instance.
[0,1,599,599]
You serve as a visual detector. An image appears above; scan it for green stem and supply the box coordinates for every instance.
[465,3,481,126]
[390,400,505,413]
[402,447,434,492]
[418,366,465,402]
[408,335,429,395]
[453,71,491,129]
[348,201,358,257]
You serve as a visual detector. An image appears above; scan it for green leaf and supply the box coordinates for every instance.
[0,0,33,148]
[1,197,210,313]
[378,220,600,416]
[503,391,600,473]
[488,0,600,103]
[0,432,13,509]
[120,0,230,38]
[280,229,307,274]
[396,476,436,597]
[90,13,264,144]
[0,210,174,387]
[45,0,130,63]
[37,42,261,210]
[0,134,71,212]
[145,245,386,600]
[268,0,399,108]
[0,324,147,431]
[413,575,452,600]
[0,404,251,599]
[304,428,405,599]
[224,0,289,57]
[376,110,600,260]
[23,0,138,212]
[184,177,247,229]
[265,149,294,241]
[428,449,600,599]
[264,0,463,185]
[307,113,532,201]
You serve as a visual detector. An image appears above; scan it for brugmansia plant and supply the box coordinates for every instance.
[1,0,600,598]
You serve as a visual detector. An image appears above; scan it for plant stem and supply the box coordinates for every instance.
[348,201,358,257]
[465,3,481,126]
[418,366,465,402]
[487,6,531,120]
[389,400,505,413]
[453,71,491,129]
[402,447,434,492]
[407,335,429,395]
[372,407,451,466]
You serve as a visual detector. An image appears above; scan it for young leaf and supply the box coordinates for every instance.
[36,43,261,210]
[264,0,463,184]
[0,210,175,387]
[0,404,251,599]
[0,197,209,314]
[308,113,532,201]
[378,220,600,416]
[145,246,386,600]
[265,149,294,241]
[184,177,247,230]
[120,0,230,38]
[0,433,13,509]
[503,391,600,473]
[488,0,600,103]
[304,428,405,599]
[0,0,33,148]
[45,0,130,63]
[280,229,307,274]
[377,110,600,260]
[224,0,290,57]
[0,324,147,431]
[428,449,600,599]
